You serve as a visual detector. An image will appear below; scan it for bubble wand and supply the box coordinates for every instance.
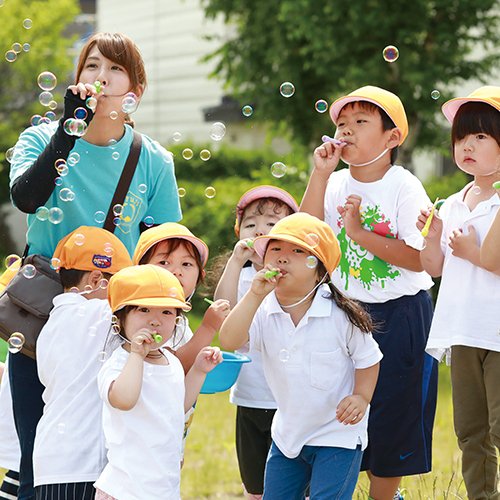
[264,270,279,279]
[421,197,442,237]
[493,181,500,189]
[322,135,346,146]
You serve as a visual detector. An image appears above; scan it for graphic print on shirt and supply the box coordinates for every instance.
[337,204,400,290]
[117,191,143,235]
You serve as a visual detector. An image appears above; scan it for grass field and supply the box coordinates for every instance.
[181,363,467,499]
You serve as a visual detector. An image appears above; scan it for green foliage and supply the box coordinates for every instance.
[0,0,80,202]
[201,0,499,166]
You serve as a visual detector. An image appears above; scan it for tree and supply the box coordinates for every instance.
[0,0,80,203]
[201,0,499,167]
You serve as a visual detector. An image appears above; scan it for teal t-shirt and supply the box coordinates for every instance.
[10,122,182,257]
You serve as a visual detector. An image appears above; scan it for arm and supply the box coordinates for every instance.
[184,346,222,411]
[481,210,500,273]
[214,240,255,306]
[300,141,345,219]
[219,268,278,351]
[175,300,230,374]
[11,88,95,213]
[342,195,424,272]
[336,363,380,425]
[107,352,145,411]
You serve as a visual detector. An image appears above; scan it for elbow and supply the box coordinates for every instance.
[10,184,37,214]
[110,399,136,411]
[480,251,499,273]
[219,329,245,351]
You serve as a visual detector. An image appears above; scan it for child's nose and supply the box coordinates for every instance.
[149,318,160,327]
[277,254,288,265]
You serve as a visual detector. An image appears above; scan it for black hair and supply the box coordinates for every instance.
[451,102,500,147]
[341,101,399,164]
[59,268,112,289]
[239,197,295,222]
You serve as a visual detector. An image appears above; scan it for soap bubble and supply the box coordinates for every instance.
[5,50,17,63]
[48,207,64,224]
[209,122,226,141]
[471,186,481,195]
[280,82,295,98]
[36,206,49,221]
[182,148,193,160]
[56,164,69,177]
[50,258,61,270]
[22,43,30,52]
[113,217,121,227]
[37,71,57,91]
[39,117,51,126]
[44,111,56,121]
[138,183,147,193]
[111,151,120,161]
[94,211,106,224]
[5,148,15,163]
[5,255,20,268]
[67,152,80,166]
[111,324,120,335]
[54,177,63,186]
[271,161,287,178]
[305,233,320,248]
[279,348,290,362]
[48,100,58,110]
[73,233,85,246]
[11,43,22,54]
[113,204,123,216]
[204,186,216,199]
[178,187,186,197]
[430,89,441,100]
[103,244,114,257]
[86,96,97,111]
[121,93,138,114]
[74,107,88,120]
[305,255,318,269]
[172,132,182,142]
[242,105,253,117]
[63,118,87,137]
[315,99,328,113]
[382,45,399,63]
[22,18,33,29]
[143,216,155,227]
[30,114,42,126]
[199,149,211,161]
[22,264,36,279]
[59,188,75,202]
[8,333,25,354]
[98,278,109,290]
[109,111,118,120]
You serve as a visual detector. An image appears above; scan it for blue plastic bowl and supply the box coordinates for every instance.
[200,351,251,394]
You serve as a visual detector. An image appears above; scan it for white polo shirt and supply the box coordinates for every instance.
[249,284,383,458]
[0,356,20,471]
[230,266,277,409]
[95,346,185,500]
[426,185,500,361]
[324,166,433,303]
[34,294,111,486]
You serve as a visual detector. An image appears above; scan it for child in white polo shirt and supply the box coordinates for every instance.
[214,185,299,499]
[33,226,132,500]
[418,86,500,500]
[220,212,382,499]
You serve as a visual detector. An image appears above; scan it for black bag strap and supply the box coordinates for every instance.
[103,130,143,233]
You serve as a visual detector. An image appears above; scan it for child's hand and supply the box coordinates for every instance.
[416,205,443,241]
[194,346,222,373]
[313,140,345,179]
[129,328,157,358]
[449,226,479,262]
[202,299,231,332]
[336,394,369,425]
[337,195,363,240]
[232,239,258,266]
[250,266,281,297]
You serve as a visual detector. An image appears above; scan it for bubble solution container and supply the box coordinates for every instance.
[200,351,251,394]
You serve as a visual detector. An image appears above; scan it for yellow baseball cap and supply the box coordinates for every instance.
[234,185,299,236]
[329,85,409,145]
[108,264,191,312]
[442,86,500,123]
[132,223,209,267]
[0,256,21,293]
[53,226,132,274]
[253,213,341,276]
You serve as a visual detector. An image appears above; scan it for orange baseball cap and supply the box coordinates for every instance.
[253,212,341,276]
[329,85,409,145]
[108,264,191,312]
[53,226,132,274]
[132,223,209,267]
[234,185,299,236]
[0,256,21,293]
[442,86,500,123]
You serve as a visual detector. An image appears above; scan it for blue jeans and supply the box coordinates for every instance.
[9,352,45,500]
[263,441,362,500]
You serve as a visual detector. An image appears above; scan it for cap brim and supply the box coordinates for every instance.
[114,297,192,313]
[441,97,499,124]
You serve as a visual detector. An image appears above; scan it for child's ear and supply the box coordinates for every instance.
[88,270,103,288]
[386,127,402,149]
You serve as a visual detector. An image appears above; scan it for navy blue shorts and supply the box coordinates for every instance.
[360,290,438,477]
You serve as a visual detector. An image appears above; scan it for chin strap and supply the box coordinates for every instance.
[280,273,329,309]
[346,148,389,167]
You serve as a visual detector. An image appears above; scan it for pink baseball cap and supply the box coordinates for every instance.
[441,86,500,123]
[234,185,299,236]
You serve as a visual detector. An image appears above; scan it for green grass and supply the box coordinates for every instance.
[181,363,467,499]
